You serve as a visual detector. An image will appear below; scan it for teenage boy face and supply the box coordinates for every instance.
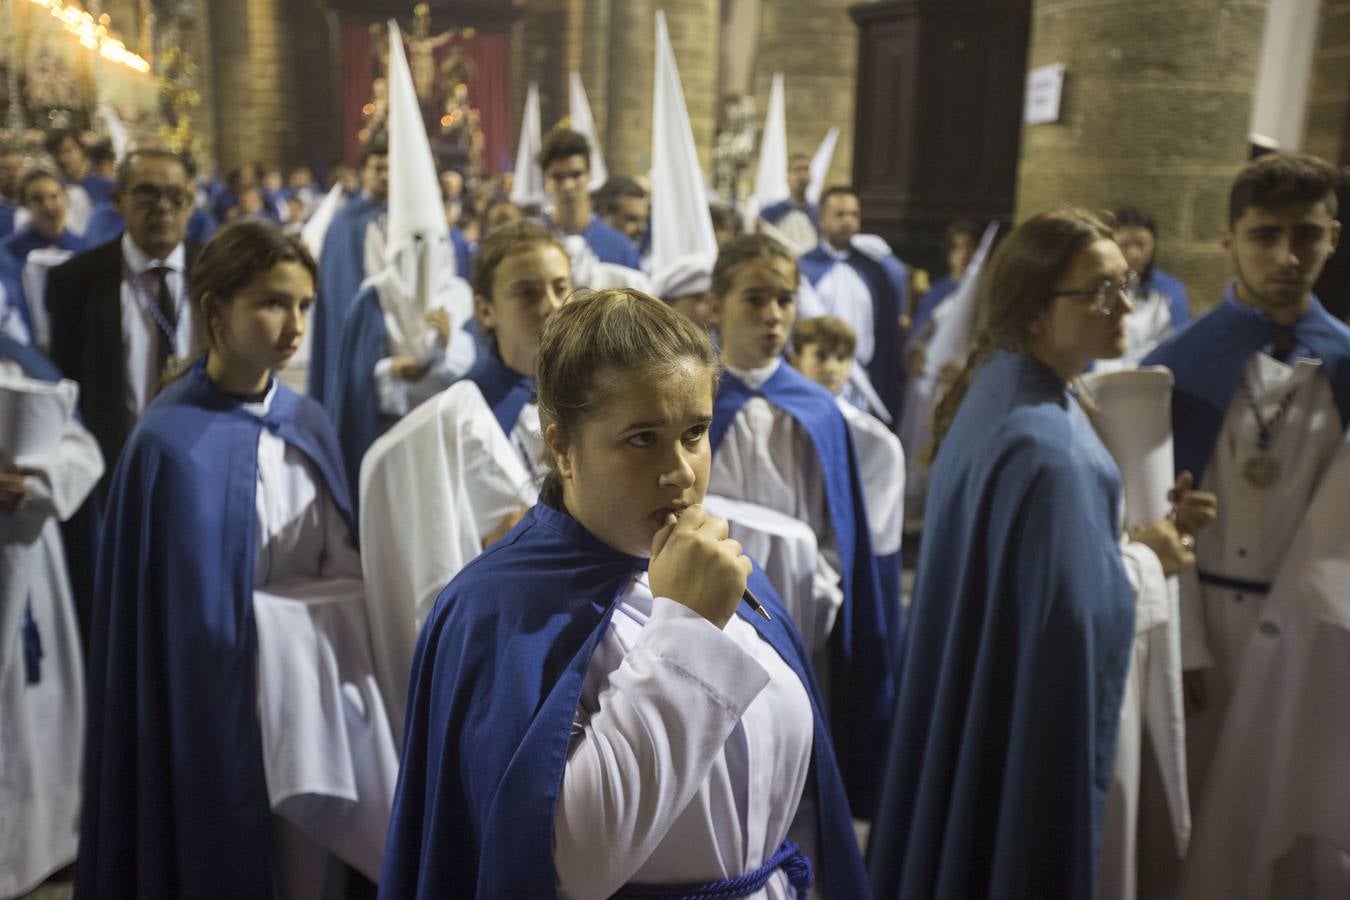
[1225,199,1340,321]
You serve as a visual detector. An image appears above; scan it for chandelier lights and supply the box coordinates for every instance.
[26,0,151,73]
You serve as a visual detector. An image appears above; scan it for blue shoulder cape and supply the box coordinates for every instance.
[1142,287,1350,484]
[1146,265,1191,330]
[0,336,101,649]
[910,275,958,341]
[466,346,534,436]
[800,247,906,427]
[310,195,384,405]
[379,501,869,899]
[868,348,1135,899]
[711,362,897,816]
[76,362,354,900]
[0,229,85,338]
[329,282,398,500]
[581,214,643,268]
[450,225,474,280]
[760,199,820,227]
[0,201,14,239]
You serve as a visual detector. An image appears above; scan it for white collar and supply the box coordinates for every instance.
[240,378,280,418]
[121,231,186,276]
[724,357,782,389]
[820,242,852,262]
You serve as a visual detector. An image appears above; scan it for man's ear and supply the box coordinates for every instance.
[474,294,495,331]
[1329,219,1342,252]
[1221,228,1234,254]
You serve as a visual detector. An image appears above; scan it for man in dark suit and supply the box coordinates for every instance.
[47,148,196,497]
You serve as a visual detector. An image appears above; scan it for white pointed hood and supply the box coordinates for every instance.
[747,72,788,222]
[568,72,608,191]
[806,126,839,207]
[374,20,472,360]
[649,10,719,300]
[510,83,547,207]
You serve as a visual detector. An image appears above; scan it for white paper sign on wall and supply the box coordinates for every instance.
[1024,63,1066,125]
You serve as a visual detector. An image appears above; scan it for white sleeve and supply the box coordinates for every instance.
[554,597,770,898]
[374,357,410,417]
[16,416,104,521]
[1120,536,1168,635]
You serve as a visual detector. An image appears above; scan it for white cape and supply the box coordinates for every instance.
[358,380,535,740]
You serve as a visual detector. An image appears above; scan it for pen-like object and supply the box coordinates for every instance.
[743,586,772,621]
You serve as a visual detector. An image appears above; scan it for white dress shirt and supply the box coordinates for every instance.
[120,233,194,418]
[555,571,817,899]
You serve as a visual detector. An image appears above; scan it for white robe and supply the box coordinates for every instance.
[554,571,817,899]
[1178,433,1350,899]
[358,380,535,739]
[243,386,399,895]
[0,364,103,900]
[1180,354,1341,788]
[709,359,844,650]
[836,396,904,557]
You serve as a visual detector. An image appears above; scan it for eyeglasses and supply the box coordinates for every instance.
[127,184,192,211]
[1050,270,1140,315]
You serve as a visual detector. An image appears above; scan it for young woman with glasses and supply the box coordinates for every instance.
[868,209,1210,899]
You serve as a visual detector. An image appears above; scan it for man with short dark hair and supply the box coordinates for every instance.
[798,186,905,427]
[592,175,649,251]
[42,129,113,236]
[758,153,817,254]
[46,148,197,495]
[308,140,390,405]
[1145,152,1350,896]
[537,128,640,269]
[0,169,85,345]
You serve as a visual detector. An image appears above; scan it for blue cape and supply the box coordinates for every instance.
[1145,265,1191,331]
[0,228,85,337]
[310,195,385,405]
[450,225,474,280]
[546,214,642,269]
[800,247,906,427]
[868,348,1135,899]
[910,275,958,340]
[81,173,114,208]
[0,201,14,239]
[379,501,870,898]
[466,346,533,436]
[711,363,897,816]
[1142,288,1350,484]
[328,282,398,500]
[760,199,820,228]
[76,362,354,899]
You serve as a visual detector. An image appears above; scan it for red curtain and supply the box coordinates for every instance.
[341,24,374,168]
[340,24,511,173]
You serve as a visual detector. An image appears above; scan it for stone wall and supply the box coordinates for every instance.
[1015,0,1269,310]
[1306,0,1350,166]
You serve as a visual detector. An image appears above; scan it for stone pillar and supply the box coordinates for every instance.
[1014,0,1269,311]
[577,0,613,148]
[1305,0,1350,166]
[751,0,859,189]
[512,0,570,143]
[603,0,718,177]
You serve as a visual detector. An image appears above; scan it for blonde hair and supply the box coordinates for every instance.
[535,288,721,505]
[926,208,1113,464]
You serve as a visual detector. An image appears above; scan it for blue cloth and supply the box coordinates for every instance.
[81,173,114,208]
[379,500,870,899]
[1145,265,1191,331]
[0,201,15,239]
[450,225,474,280]
[547,213,642,269]
[1142,287,1350,484]
[799,247,906,427]
[613,839,812,899]
[329,282,396,500]
[760,199,819,228]
[309,195,385,405]
[467,346,533,437]
[76,361,353,899]
[0,228,85,339]
[711,363,896,815]
[868,348,1136,899]
[910,275,958,340]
